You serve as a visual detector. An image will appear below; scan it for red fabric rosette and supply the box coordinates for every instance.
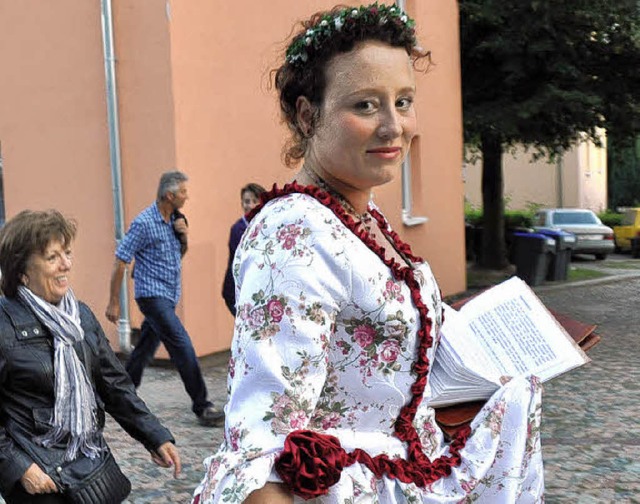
[275,430,349,500]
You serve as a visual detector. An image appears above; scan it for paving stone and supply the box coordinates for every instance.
[2,270,638,503]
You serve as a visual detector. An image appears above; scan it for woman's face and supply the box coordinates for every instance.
[241,190,260,214]
[302,41,417,193]
[24,239,73,304]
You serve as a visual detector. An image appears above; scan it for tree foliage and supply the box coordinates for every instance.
[460,0,640,269]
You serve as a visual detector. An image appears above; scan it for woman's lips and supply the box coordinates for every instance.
[366,147,402,159]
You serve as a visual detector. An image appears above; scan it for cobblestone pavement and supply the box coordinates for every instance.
[2,268,638,503]
[536,277,640,503]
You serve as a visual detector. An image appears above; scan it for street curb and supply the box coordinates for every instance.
[533,271,640,293]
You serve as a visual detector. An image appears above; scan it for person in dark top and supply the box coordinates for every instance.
[0,209,180,503]
[222,183,266,316]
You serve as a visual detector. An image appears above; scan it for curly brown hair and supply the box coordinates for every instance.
[274,4,421,166]
[0,209,77,298]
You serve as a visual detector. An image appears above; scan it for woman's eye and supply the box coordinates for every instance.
[396,97,414,110]
[354,101,376,112]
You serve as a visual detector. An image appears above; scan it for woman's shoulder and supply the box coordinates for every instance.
[251,191,339,229]
[77,301,100,330]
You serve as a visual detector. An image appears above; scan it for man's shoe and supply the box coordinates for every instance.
[197,406,225,427]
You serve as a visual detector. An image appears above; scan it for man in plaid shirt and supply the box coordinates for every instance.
[106,171,223,427]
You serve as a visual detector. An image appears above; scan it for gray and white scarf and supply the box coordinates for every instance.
[18,286,103,461]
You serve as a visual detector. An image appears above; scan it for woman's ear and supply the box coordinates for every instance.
[295,96,315,137]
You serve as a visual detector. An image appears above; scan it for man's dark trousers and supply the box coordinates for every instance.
[125,296,212,416]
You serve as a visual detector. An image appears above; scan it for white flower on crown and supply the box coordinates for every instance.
[401,15,408,23]
[334,16,344,30]
[320,19,328,27]
[351,9,359,16]
[305,37,312,46]
[306,29,314,36]
[390,6,396,13]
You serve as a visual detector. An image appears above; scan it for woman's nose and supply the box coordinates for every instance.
[61,254,72,269]
[377,110,402,140]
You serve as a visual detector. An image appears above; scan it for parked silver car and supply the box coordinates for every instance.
[533,208,614,260]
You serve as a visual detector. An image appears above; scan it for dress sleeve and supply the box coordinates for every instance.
[194,196,352,503]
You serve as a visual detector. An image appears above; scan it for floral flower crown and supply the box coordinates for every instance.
[286,3,416,67]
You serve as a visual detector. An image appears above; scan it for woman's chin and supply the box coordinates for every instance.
[47,290,68,304]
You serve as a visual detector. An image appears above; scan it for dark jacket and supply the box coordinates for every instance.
[0,296,174,498]
[222,216,248,316]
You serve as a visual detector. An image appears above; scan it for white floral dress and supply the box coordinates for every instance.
[194,185,544,504]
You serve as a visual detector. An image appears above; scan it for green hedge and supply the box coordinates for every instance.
[464,209,534,229]
[598,210,623,227]
[466,207,624,229]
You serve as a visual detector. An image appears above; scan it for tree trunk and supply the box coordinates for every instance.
[479,132,509,269]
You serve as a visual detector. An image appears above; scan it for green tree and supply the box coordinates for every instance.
[460,0,640,269]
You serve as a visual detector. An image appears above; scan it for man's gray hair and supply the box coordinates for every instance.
[157,170,188,200]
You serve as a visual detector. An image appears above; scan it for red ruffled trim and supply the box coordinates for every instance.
[248,182,470,498]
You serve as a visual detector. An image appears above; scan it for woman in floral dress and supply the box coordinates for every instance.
[193,4,544,503]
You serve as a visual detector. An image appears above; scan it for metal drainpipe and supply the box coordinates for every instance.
[556,154,564,207]
[397,0,428,226]
[100,0,131,352]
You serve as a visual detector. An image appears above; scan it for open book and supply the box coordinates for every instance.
[428,276,590,408]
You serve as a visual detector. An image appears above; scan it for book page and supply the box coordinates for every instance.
[438,307,503,384]
[459,277,590,381]
[430,276,591,406]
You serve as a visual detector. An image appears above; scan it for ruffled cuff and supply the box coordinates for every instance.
[193,446,281,504]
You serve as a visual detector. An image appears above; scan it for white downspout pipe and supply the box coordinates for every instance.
[397,0,428,227]
[100,0,131,352]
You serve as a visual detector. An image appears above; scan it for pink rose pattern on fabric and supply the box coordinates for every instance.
[196,194,543,503]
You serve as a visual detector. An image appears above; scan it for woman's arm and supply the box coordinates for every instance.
[196,197,352,501]
[0,345,41,495]
[80,304,175,453]
[245,483,293,504]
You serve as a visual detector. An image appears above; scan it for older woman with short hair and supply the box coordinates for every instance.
[0,209,180,504]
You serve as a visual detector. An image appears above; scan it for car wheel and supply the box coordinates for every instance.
[595,254,607,260]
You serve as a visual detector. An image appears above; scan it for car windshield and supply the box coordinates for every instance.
[622,210,638,225]
[552,211,599,225]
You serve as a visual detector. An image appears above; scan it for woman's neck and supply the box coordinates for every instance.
[295,164,370,217]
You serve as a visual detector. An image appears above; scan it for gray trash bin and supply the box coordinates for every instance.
[512,232,556,286]
[631,237,640,258]
[537,230,576,281]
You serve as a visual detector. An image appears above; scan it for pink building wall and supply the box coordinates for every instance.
[0,1,466,357]
[0,0,116,332]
